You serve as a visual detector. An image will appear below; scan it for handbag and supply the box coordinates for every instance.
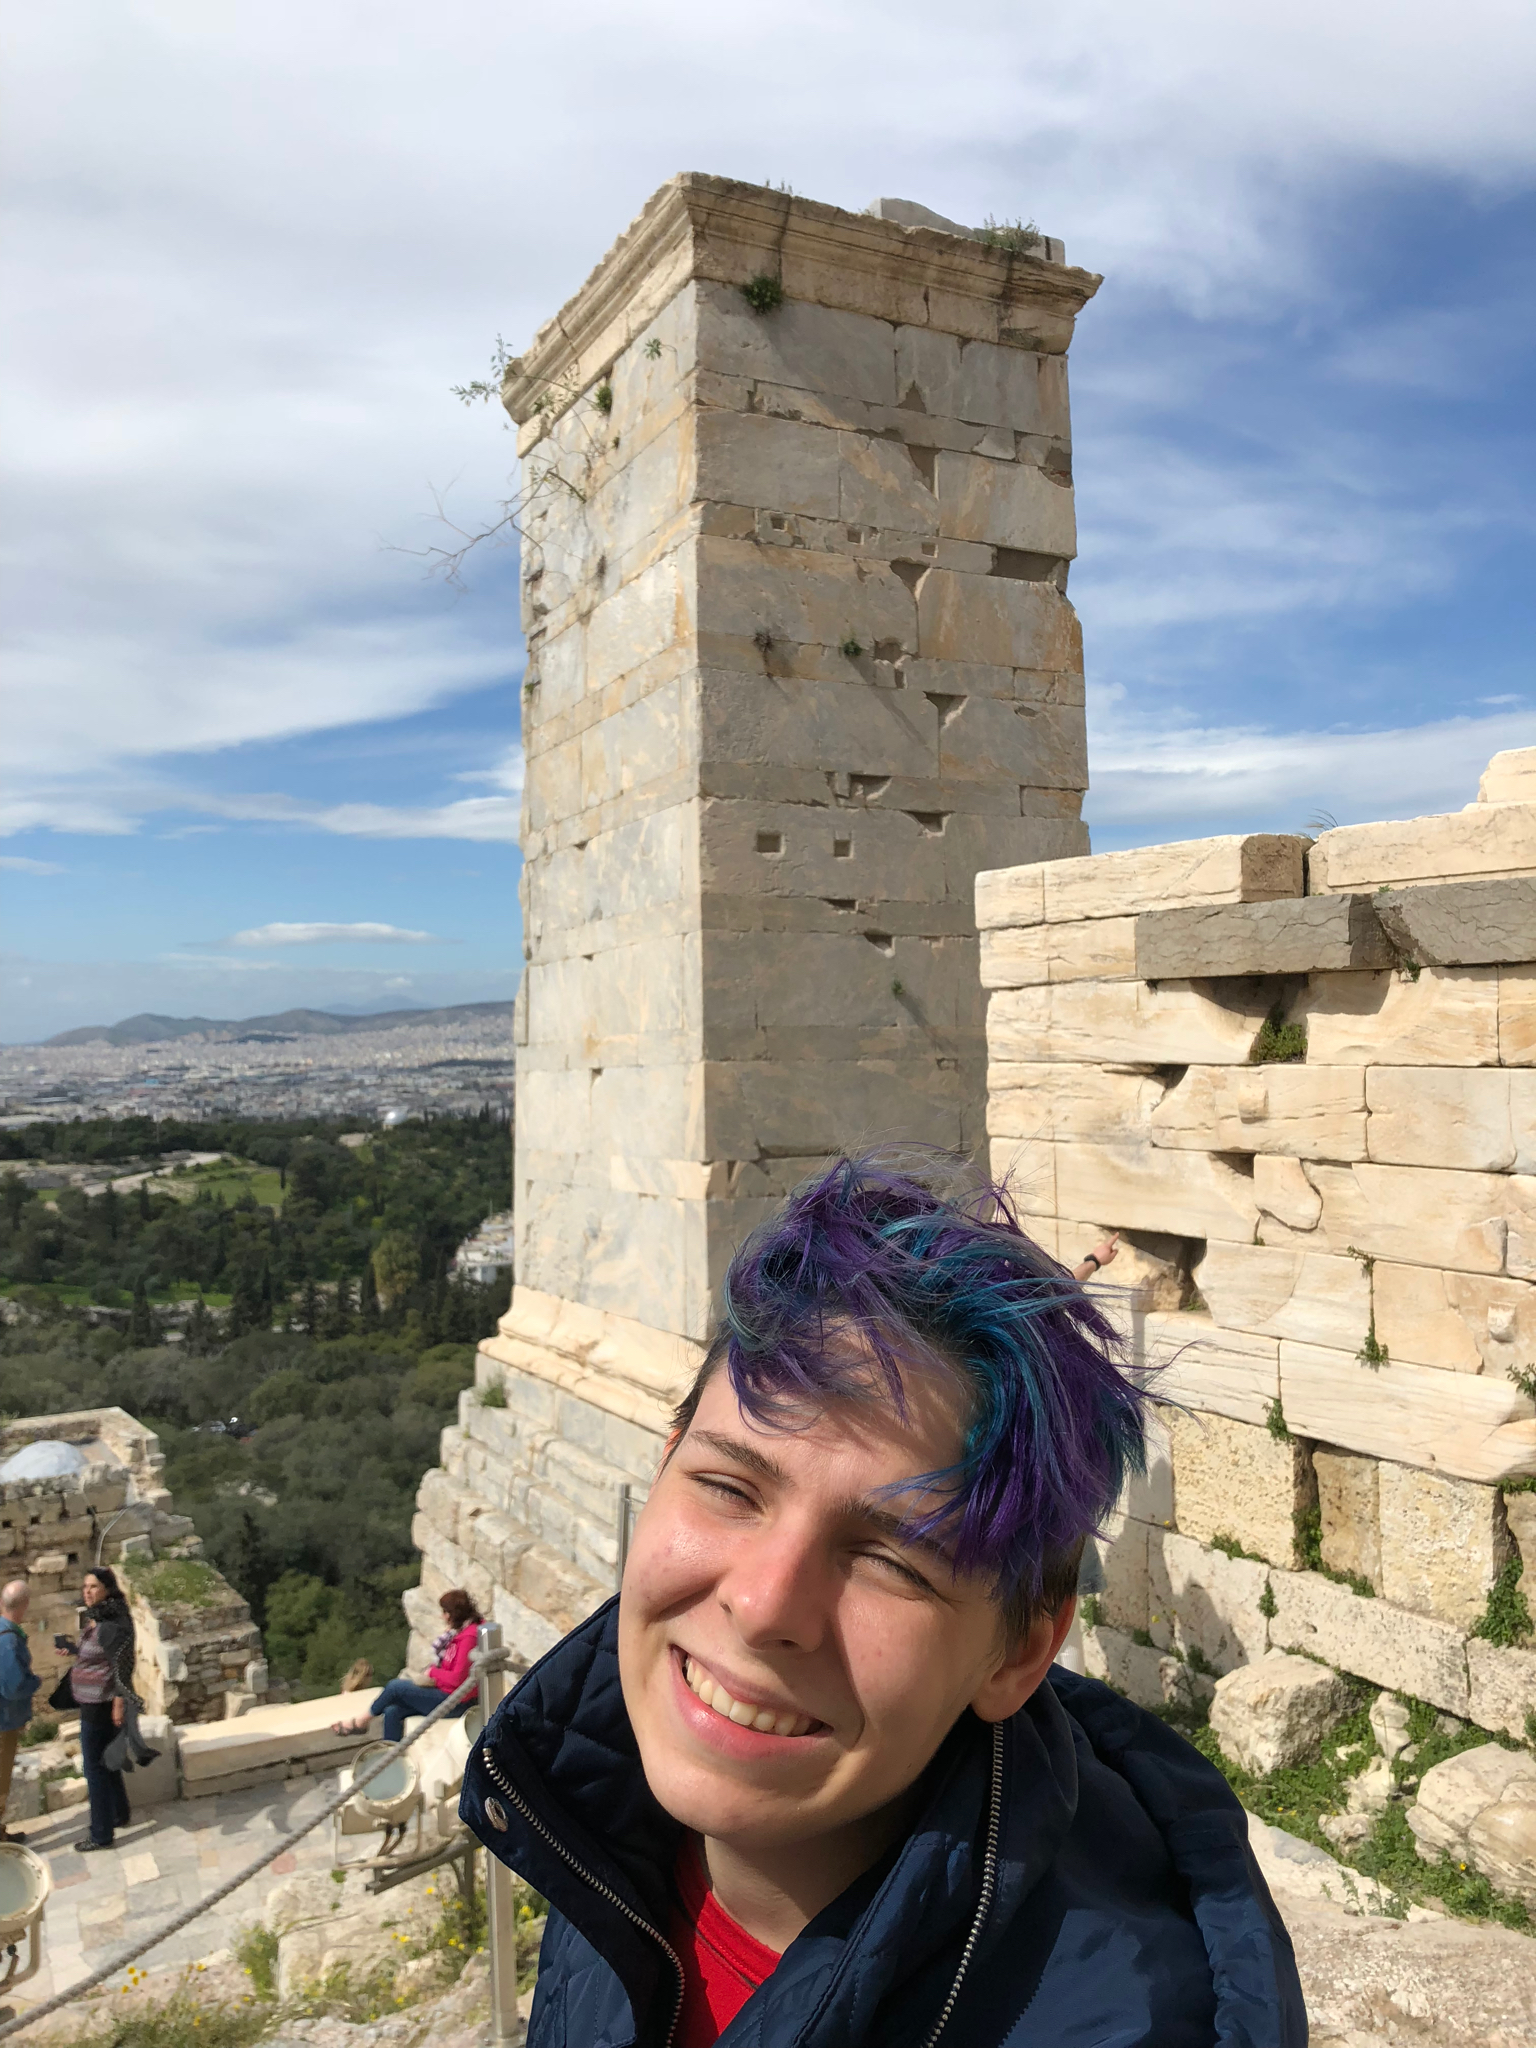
[48,1670,76,1712]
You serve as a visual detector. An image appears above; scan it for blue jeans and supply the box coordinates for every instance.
[79,1702,131,1846]
[368,1677,463,1743]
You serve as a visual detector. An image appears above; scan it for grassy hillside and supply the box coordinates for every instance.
[0,1112,512,1691]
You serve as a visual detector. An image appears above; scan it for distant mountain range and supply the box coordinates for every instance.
[44,1001,516,1048]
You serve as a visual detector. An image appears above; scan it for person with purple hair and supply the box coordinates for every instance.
[463,1152,1304,2048]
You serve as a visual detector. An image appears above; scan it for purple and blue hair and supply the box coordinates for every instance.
[680,1151,1148,1618]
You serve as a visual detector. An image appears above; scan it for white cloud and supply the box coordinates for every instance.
[0,856,64,875]
[226,922,442,947]
[1086,706,1536,842]
[0,746,524,843]
[1,0,1533,850]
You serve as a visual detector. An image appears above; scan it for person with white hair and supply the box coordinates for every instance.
[0,1580,40,1839]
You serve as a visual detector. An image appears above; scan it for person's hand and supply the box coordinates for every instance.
[1072,1234,1120,1283]
[112,1697,126,1727]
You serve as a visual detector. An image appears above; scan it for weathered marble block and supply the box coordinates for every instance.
[979,917,1137,988]
[1374,875,1536,967]
[976,833,1305,929]
[987,1061,1164,1143]
[986,978,1271,1066]
[1194,1242,1371,1353]
[1301,967,1501,1068]
[1150,1065,1366,1161]
[1310,803,1536,895]
[1144,1313,1279,1426]
[1266,1570,1471,1717]
[1164,1408,1313,1566]
[1375,1462,1510,1630]
[1279,1342,1536,1483]
[1149,1528,1272,1674]
[1314,1447,1380,1589]
[1135,892,1392,981]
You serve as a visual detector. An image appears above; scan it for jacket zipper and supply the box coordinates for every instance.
[479,1743,685,2048]
[917,1719,1004,2048]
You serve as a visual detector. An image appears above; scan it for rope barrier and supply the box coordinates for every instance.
[0,1663,493,2042]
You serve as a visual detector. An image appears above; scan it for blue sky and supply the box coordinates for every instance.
[2,1,1533,1042]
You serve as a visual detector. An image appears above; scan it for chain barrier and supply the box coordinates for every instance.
[0,1656,498,2043]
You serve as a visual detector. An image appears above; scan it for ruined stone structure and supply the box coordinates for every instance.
[0,1407,268,1727]
[980,750,1536,1745]
[410,176,1102,1669]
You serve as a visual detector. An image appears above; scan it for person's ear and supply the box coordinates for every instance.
[970,1598,1077,1724]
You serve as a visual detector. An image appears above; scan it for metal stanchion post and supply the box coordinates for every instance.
[476,1623,520,2044]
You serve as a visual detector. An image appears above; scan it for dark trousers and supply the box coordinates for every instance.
[78,1701,131,1846]
[368,1677,461,1743]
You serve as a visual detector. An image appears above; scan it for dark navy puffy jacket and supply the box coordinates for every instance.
[461,1600,1306,2048]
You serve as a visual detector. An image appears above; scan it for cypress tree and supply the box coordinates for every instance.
[359,1260,380,1330]
[128,1276,155,1347]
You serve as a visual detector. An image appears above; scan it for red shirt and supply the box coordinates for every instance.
[668,1841,781,2048]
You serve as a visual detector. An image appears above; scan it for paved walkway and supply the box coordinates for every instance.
[9,1775,341,2013]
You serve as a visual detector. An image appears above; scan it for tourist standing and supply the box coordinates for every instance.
[58,1566,136,1851]
[0,1581,41,1840]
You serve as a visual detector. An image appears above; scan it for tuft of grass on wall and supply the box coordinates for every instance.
[1249,1006,1307,1064]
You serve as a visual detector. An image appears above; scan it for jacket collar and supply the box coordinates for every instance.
[471,1599,1080,2048]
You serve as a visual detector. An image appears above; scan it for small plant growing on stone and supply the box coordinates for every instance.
[1130,1627,1154,1649]
[643,337,663,359]
[1525,1708,1536,1750]
[450,334,515,406]
[1079,1594,1101,1629]
[1357,1329,1390,1370]
[741,274,784,314]
[480,1381,508,1409]
[236,1923,280,1999]
[1265,1397,1290,1441]
[1249,1004,1307,1064]
[1258,1581,1278,1619]
[1509,1363,1536,1402]
[840,637,864,659]
[594,380,614,415]
[891,979,904,998]
[1471,1558,1533,1648]
[975,215,1042,253]
[1294,1504,1325,1573]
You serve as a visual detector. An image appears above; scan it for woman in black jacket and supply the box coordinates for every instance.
[59,1566,137,1851]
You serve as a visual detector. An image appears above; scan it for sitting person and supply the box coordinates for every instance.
[334,1588,481,1742]
[461,1152,1304,2047]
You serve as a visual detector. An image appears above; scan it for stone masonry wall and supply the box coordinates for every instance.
[414,176,1106,1669]
[505,173,1099,1347]
[1,1407,268,1727]
[981,748,1536,1739]
[408,1292,695,1672]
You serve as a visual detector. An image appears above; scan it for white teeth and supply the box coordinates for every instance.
[682,1657,813,1737]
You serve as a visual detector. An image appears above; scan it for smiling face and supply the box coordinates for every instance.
[617,1357,1071,1860]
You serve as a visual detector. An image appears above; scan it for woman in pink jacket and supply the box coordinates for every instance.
[334,1588,481,1742]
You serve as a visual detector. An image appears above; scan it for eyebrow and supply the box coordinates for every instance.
[685,1429,953,1565]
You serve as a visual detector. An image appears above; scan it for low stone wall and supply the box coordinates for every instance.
[981,748,1536,1737]
[0,1406,274,1731]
